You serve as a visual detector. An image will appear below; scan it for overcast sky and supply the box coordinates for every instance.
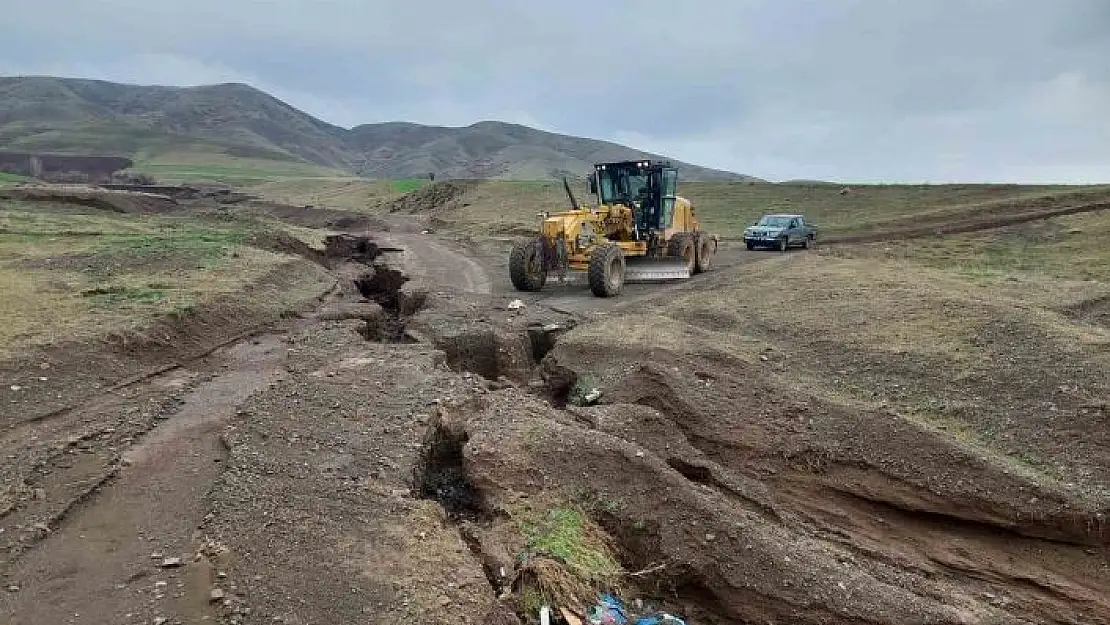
[2,0,1109,182]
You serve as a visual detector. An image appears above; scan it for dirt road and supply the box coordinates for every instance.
[493,241,769,314]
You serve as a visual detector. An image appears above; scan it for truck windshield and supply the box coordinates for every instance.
[758,216,793,227]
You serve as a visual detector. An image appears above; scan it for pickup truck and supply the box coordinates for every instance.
[743,214,818,251]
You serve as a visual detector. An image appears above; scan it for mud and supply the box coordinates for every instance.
[1064,293,1110,329]
[242,199,388,231]
[2,337,287,625]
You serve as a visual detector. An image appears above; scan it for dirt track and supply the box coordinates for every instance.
[1,197,1109,624]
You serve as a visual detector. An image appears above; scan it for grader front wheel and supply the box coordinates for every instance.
[509,238,547,292]
[588,244,626,297]
[668,233,696,275]
[694,233,715,273]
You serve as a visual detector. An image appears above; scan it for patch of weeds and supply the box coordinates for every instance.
[95,226,246,262]
[521,586,550,618]
[567,374,601,407]
[81,285,166,305]
[170,303,197,320]
[391,178,431,194]
[519,506,623,586]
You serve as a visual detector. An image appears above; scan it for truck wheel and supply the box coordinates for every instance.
[778,237,788,252]
[746,241,755,251]
[694,233,715,273]
[509,237,547,292]
[588,243,625,297]
[802,236,810,250]
[668,233,696,274]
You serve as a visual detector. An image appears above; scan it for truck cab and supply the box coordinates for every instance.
[743,213,817,251]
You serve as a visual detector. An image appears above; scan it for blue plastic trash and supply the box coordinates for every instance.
[586,593,628,624]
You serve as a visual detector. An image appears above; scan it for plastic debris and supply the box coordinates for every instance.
[634,613,687,625]
[507,299,525,310]
[582,388,602,404]
[587,593,627,624]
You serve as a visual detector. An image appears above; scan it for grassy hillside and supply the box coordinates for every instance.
[0,76,752,182]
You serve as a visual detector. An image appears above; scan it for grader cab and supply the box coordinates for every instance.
[509,160,716,297]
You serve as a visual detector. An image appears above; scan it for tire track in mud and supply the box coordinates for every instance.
[821,199,1110,245]
[0,336,289,625]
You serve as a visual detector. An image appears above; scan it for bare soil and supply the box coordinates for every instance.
[1,187,1108,625]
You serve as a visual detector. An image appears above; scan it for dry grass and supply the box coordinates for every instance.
[247,177,433,212]
[321,178,1110,242]
[649,220,1110,497]
[679,182,1110,240]
[822,209,1110,284]
[132,151,345,184]
[0,201,321,356]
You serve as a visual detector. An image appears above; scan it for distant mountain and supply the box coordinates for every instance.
[0,76,756,181]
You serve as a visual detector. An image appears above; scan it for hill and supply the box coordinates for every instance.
[0,76,753,182]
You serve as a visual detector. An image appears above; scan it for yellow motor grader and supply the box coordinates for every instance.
[509,159,717,297]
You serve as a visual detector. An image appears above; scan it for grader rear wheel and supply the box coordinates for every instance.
[667,233,696,275]
[588,243,626,297]
[509,237,547,292]
[694,233,715,273]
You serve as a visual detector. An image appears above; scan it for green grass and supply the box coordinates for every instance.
[519,507,622,584]
[390,178,432,193]
[93,227,247,264]
[0,172,27,185]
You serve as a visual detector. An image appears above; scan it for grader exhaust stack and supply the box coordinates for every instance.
[509,160,717,297]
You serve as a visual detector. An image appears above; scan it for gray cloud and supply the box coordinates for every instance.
[2,0,1109,182]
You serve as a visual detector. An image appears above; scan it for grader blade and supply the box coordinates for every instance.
[623,258,692,282]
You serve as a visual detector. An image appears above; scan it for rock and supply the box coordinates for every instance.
[32,488,46,501]
[160,557,183,568]
[507,299,525,310]
[398,283,429,316]
[210,588,226,602]
[6,584,18,592]
[153,618,168,625]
